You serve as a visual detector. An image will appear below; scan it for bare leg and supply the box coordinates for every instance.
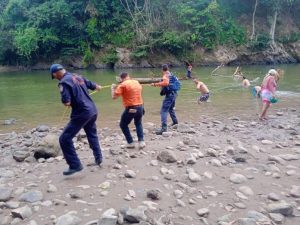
[260,102,270,120]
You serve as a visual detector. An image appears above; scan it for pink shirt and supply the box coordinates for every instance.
[261,75,277,94]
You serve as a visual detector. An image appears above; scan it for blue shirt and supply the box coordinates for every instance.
[59,72,98,119]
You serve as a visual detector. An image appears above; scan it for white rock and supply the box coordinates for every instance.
[229,173,247,184]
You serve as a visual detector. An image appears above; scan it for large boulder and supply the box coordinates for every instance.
[34,134,60,159]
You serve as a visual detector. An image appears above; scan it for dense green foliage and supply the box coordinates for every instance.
[0,0,299,65]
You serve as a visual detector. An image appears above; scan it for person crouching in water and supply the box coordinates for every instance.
[242,76,251,87]
[252,86,262,98]
[259,69,280,120]
[193,79,210,103]
[111,72,146,149]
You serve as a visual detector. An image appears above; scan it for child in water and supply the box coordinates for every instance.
[193,79,210,103]
[252,86,262,98]
[186,63,192,79]
[242,76,251,87]
[259,69,281,120]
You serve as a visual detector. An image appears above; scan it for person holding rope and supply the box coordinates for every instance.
[151,64,179,135]
[50,64,103,175]
[111,72,146,149]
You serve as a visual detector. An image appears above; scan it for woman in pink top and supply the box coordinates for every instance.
[259,69,278,120]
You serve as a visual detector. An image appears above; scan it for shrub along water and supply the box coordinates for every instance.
[0,0,299,66]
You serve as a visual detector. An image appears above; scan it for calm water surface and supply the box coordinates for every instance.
[0,64,300,133]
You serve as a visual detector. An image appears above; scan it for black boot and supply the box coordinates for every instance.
[156,125,167,135]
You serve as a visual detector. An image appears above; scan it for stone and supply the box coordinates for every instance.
[147,190,160,200]
[56,213,81,225]
[290,185,300,198]
[237,218,256,225]
[13,150,30,162]
[267,202,293,216]
[98,208,118,225]
[261,140,273,145]
[239,186,254,196]
[197,208,209,217]
[0,187,12,202]
[36,125,50,132]
[177,124,195,133]
[188,171,201,182]
[278,154,300,161]
[268,193,280,201]
[34,134,60,159]
[97,218,117,225]
[47,184,58,193]
[5,201,20,209]
[229,173,247,184]
[234,202,247,209]
[157,150,177,163]
[11,205,33,219]
[19,190,43,203]
[28,220,38,225]
[124,170,136,178]
[247,210,270,223]
[0,216,12,225]
[174,190,183,199]
[269,213,284,224]
[210,158,222,167]
[123,206,147,223]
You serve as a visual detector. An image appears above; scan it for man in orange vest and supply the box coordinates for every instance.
[111,72,145,149]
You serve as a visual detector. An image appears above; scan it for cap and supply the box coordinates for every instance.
[119,72,128,80]
[268,69,277,76]
[50,64,64,79]
[162,64,169,71]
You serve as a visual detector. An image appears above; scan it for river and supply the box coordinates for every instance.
[0,64,300,133]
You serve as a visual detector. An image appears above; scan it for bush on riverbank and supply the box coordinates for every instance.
[0,0,299,67]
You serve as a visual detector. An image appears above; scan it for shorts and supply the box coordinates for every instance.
[252,87,261,98]
[261,89,272,103]
[199,93,210,102]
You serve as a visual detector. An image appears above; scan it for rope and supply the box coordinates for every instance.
[60,84,111,122]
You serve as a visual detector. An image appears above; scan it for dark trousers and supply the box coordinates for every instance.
[59,114,102,169]
[161,93,178,127]
[120,106,144,144]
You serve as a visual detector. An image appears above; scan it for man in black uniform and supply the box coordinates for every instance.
[50,64,103,175]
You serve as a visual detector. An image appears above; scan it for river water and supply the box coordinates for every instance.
[0,64,300,133]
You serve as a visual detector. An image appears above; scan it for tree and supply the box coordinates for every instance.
[250,0,258,41]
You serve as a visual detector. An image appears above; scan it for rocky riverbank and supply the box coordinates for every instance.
[1,42,300,73]
[0,107,300,225]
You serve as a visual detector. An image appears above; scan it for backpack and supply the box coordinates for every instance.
[160,73,181,96]
[168,73,181,92]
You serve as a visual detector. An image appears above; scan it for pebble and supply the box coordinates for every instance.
[290,185,300,198]
[238,186,254,196]
[229,173,247,184]
[56,213,81,225]
[174,190,183,199]
[196,208,209,217]
[124,170,136,178]
[261,140,273,145]
[0,187,12,202]
[157,150,177,163]
[146,190,160,200]
[234,202,247,209]
[267,202,294,216]
[19,190,43,203]
[11,205,32,219]
[268,193,281,201]
[269,213,285,224]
